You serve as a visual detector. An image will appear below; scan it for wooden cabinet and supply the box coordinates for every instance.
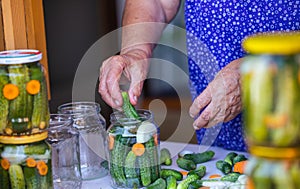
[0,0,50,97]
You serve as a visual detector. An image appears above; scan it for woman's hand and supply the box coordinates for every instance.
[189,58,243,129]
[98,48,150,108]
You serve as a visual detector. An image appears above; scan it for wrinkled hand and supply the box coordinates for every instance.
[189,59,243,129]
[98,49,150,108]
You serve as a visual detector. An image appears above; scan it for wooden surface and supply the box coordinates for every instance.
[0,0,50,98]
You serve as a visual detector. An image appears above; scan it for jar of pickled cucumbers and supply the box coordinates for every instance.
[107,109,160,188]
[241,32,300,158]
[0,132,53,189]
[0,50,50,136]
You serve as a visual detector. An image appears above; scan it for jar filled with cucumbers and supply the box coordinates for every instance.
[241,32,300,155]
[0,50,50,136]
[107,92,160,188]
[0,132,53,189]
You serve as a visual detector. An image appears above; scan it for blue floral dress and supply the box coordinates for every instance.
[185,0,300,151]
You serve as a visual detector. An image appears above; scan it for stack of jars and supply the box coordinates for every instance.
[241,32,300,189]
[0,50,53,189]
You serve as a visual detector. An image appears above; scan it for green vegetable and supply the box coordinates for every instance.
[220,172,241,182]
[24,167,39,189]
[216,160,232,175]
[183,150,215,164]
[0,165,10,189]
[122,91,139,119]
[0,67,9,133]
[8,65,32,133]
[187,165,206,179]
[176,157,196,171]
[124,151,140,187]
[177,174,199,189]
[166,176,177,189]
[160,169,183,181]
[100,160,109,170]
[160,148,172,166]
[145,136,160,182]
[232,154,248,165]
[224,152,238,166]
[8,164,26,189]
[24,142,49,155]
[139,153,151,187]
[146,178,166,189]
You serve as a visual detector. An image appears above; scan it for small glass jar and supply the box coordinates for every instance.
[107,110,160,188]
[241,32,300,158]
[57,101,108,180]
[245,156,300,189]
[0,132,53,189]
[0,50,50,136]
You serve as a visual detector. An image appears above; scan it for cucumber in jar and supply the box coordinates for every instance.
[0,66,9,133]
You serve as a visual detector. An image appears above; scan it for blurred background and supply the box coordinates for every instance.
[43,0,197,143]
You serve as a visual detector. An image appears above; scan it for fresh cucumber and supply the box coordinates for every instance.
[187,165,206,179]
[183,150,215,164]
[160,148,172,166]
[224,152,238,166]
[8,164,26,189]
[220,172,241,182]
[177,174,199,189]
[8,64,32,133]
[146,178,166,189]
[121,91,139,119]
[176,157,196,171]
[160,169,183,181]
[138,153,151,187]
[166,176,177,189]
[0,165,10,189]
[124,151,140,187]
[216,160,232,175]
[0,67,9,133]
[232,154,247,165]
[145,136,160,182]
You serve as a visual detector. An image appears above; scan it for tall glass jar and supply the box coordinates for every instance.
[57,101,108,180]
[0,50,50,136]
[107,110,160,188]
[241,32,300,158]
[0,132,53,189]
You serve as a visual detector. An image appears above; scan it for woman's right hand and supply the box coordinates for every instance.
[98,48,150,108]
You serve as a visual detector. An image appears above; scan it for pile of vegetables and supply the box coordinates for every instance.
[0,62,49,135]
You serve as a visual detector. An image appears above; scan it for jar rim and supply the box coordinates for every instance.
[110,109,153,123]
[57,101,101,116]
[0,49,42,64]
[48,114,73,130]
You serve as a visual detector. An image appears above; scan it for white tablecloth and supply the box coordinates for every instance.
[81,141,249,189]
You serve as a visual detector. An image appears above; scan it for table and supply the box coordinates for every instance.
[81,141,249,189]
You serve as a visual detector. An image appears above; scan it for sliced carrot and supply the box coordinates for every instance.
[153,134,159,146]
[26,158,37,167]
[108,135,115,150]
[209,174,222,179]
[180,170,188,176]
[132,143,145,156]
[246,178,255,189]
[26,80,41,95]
[3,83,19,100]
[1,158,10,170]
[264,114,288,128]
[36,161,46,170]
[37,163,48,176]
[233,160,248,174]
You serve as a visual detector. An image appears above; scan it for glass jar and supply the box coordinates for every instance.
[245,157,300,189]
[0,132,53,189]
[0,50,50,136]
[241,32,300,158]
[107,109,160,188]
[57,101,108,180]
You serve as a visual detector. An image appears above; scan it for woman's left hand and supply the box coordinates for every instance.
[189,58,243,129]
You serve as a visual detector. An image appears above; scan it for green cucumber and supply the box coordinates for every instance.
[8,164,25,189]
[177,174,199,189]
[145,136,160,182]
[0,165,10,189]
[216,160,232,175]
[121,91,139,119]
[160,148,172,166]
[187,165,206,179]
[166,176,177,189]
[224,152,238,166]
[232,154,248,165]
[146,178,166,189]
[160,169,183,181]
[8,64,32,133]
[176,157,196,171]
[0,67,9,133]
[24,142,48,155]
[124,151,140,187]
[220,172,241,182]
[24,167,39,189]
[138,153,151,187]
[183,150,215,164]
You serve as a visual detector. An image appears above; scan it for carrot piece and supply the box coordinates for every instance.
[132,143,145,156]
[108,135,115,150]
[3,83,19,100]
[264,114,288,128]
[153,134,159,146]
[209,174,222,179]
[1,158,10,170]
[26,158,37,167]
[246,178,255,189]
[26,80,41,95]
[37,161,48,176]
[233,160,248,174]
[180,170,188,176]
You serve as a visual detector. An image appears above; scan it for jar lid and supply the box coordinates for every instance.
[0,132,48,144]
[243,32,300,55]
[0,49,42,64]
